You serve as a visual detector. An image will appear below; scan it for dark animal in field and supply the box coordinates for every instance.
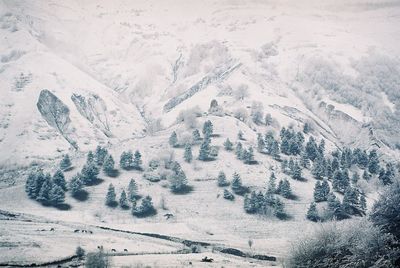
[74,229,80,233]
[124,249,128,252]
[164,213,174,219]
[201,256,213,262]
[111,249,116,252]
[97,246,103,250]
[89,231,93,234]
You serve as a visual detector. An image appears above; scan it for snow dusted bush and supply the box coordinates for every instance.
[176,106,202,128]
[233,107,248,122]
[234,84,249,100]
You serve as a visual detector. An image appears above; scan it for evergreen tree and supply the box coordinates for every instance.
[133,196,155,216]
[217,171,229,187]
[327,192,345,220]
[332,170,349,193]
[301,151,310,169]
[279,179,292,198]
[192,129,201,142]
[223,138,233,151]
[95,146,108,166]
[305,136,318,161]
[198,137,211,161]
[280,138,290,155]
[321,179,330,200]
[292,162,302,180]
[231,172,245,195]
[313,181,324,202]
[34,170,47,198]
[243,147,254,164]
[105,183,117,207]
[170,169,188,193]
[36,175,52,204]
[120,151,134,170]
[312,157,326,180]
[267,173,277,194]
[257,133,265,153]
[379,163,394,185]
[303,122,310,134]
[318,139,325,156]
[133,150,142,170]
[237,130,244,140]
[244,194,255,213]
[103,154,115,176]
[69,174,84,196]
[183,144,193,163]
[128,179,138,201]
[235,142,243,159]
[25,172,38,199]
[86,151,95,164]
[223,189,235,200]
[265,113,273,126]
[119,190,129,209]
[60,154,72,170]
[331,157,340,172]
[202,120,213,138]
[368,149,380,174]
[49,185,65,206]
[81,161,99,185]
[273,197,285,219]
[52,169,67,191]
[169,131,178,147]
[281,159,289,174]
[342,187,359,215]
[306,202,319,222]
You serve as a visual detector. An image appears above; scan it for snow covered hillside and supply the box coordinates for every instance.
[0,0,399,267]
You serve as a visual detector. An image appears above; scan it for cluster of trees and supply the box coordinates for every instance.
[120,150,142,171]
[235,142,255,164]
[281,158,303,180]
[198,121,219,161]
[267,173,294,199]
[244,191,286,219]
[25,169,67,207]
[168,161,189,193]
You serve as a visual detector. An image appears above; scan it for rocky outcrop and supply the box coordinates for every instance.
[71,93,112,137]
[36,89,77,149]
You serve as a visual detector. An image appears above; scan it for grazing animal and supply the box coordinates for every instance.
[97,246,103,249]
[74,229,80,233]
[89,231,93,234]
[111,249,116,252]
[50,228,55,231]
[201,256,214,263]
[124,249,128,252]
[164,213,174,220]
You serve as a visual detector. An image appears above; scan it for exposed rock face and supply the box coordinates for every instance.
[71,93,112,137]
[36,89,77,149]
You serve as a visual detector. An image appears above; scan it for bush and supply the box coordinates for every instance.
[85,249,110,268]
[287,220,398,268]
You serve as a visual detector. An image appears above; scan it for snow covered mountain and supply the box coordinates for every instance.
[0,0,399,266]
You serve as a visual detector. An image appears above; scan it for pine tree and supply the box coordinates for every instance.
[183,144,193,163]
[169,131,178,147]
[120,151,134,170]
[69,174,84,196]
[235,142,243,160]
[303,122,310,134]
[280,138,290,155]
[223,189,235,200]
[37,175,52,204]
[25,172,38,199]
[342,187,359,215]
[306,202,319,222]
[265,113,273,126]
[128,179,138,201]
[198,137,211,161]
[313,181,324,202]
[52,169,67,191]
[280,179,292,198]
[237,130,244,140]
[133,150,142,170]
[368,149,380,174]
[321,179,330,200]
[312,157,325,180]
[95,146,108,166]
[273,197,285,219]
[231,172,244,195]
[49,185,65,206]
[222,138,233,151]
[332,170,349,193]
[305,136,318,161]
[267,173,277,194]
[243,147,254,164]
[327,192,343,219]
[217,171,229,187]
[133,196,155,216]
[244,194,255,213]
[170,169,188,193]
[292,162,302,180]
[87,151,95,164]
[202,120,213,138]
[103,154,115,176]
[60,154,72,170]
[81,161,99,185]
[119,190,129,209]
[281,159,289,174]
[301,151,310,169]
[192,129,201,142]
[105,184,117,207]
[257,133,265,153]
